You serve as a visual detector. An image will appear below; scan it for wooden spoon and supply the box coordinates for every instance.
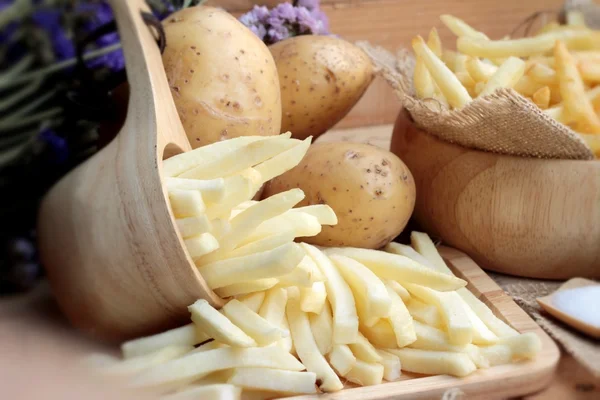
[37,0,223,343]
[537,278,600,339]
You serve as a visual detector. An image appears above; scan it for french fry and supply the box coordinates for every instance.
[479,56,526,97]
[215,278,279,298]
[102,345,193,376]
[280,316,295,355]
[428,27,443,57]
[386,348,477,377]
[240,212,321,245]
[554,40,600,133]
[200,230,295,264]
[219,189,304,251]
[161,384,242,400]
[441,50,459,69]
[345,360,385,386]
[204,170,260,220]
[410,320,468,352]
[544,85,600,124]
[385,284,417,347]
[406,298,443,328]
[414,54,436,99]
[131,346,305,390]
[259,287,288,326]
[179,134,298,180]
[289,204,338,225]
[236,291,266,313]
[579,61,600,82]
[221,299,289,346]
[360,319,398,349]
[169,189,206,218]
[514,75,548,97]
[385,242,437,270]
[309,300,334,355]
[228,368,317,395]
[412,36,473,108]
[254,137,312,186]
[300,281,327,314]
[328,344,356,376]
[184,233,219,260]
[176,215,212,239]
[329,254,391,323]
[526,63,557,85]
[209,218,231,240]
[198,243,304,289]
[165,177,226,204]
[480,332,542,366]
[440,14,489,40]
[458,289,518,338]
[532,86,551,109]
[385,280,410,302]
[348,332,383,363]
[286,288,344,392]
[278,255,325,288]
[455,71,477,95]
[302,244,359,344]
[324,247,466,291]
[121,324,210,359]
[375,349,402,381]
[189,299,256,348]
[466,57,498,82]
[579,133,600,157]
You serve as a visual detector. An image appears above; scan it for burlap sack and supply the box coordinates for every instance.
[356,1,600,161]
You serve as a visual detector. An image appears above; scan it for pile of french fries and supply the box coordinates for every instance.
[412,11,600,156]
[83,132,542,400]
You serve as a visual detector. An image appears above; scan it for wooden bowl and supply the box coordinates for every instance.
[391,109,600,280]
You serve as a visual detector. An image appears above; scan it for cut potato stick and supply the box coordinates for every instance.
[161,384,242,400]
[215,278,279,298]
[220,189,304,251]
[479,56,526,97]
[532,86,551,109]
[163,136,273,177]
[328,344,356,376]
[169,189,206,218]
[240,212,321,245]
[235,291,265,314]
[579,61,600,82]
[176,215,212,239]
[279,316,295,355]
[131,346,305,389]
[386,348,476,377]
[258,287,288,326]
[345,360,385,386]
[428,27,443,57]
[414,55,436,99]
[302,244,358,344]
[286,288,344,392]
[406,298,442,328]
[222,299,289,346]
[480,333,542,366]
[301,281,327,314]
[330,254,391,322]
[376,349,402,381]
[410,320,468,353]
[198,243,304,289]
[412,36,472,108]
[579,133,600,157]
[278,257,321,288]
[544,85,600,124]
[440,14,489,40]
[348,332,383,363]
[526,62,557,85]
[441,49,459,68]
[385,242,437,270]
[360,319,398,349]
[122,324,210,359]
[189,300,256,348]
[404,284,473,346]
[385,284,417,347]
[459,289,518,338]
[457,32,579,58]
[204,170,259,220]
[165,177,225,204]
[466,57,497,82]
[179,135,298,180]
[385,280,410,302]
[325,247,466,291]
[289,204,338,225]
[514,75,548,97]
[309,300,334,355]
[455,71,476,95]
[184,233,219,260]
[228,368,317,395]
[254,137,312,185]
[102,345,193,376]
[555,40,600,133]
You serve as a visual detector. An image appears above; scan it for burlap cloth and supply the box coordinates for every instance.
[356,0,600,160]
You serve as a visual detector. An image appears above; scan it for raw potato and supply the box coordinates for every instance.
[263,143,416,248]
[162,6,281,148]
[269,35,373,140]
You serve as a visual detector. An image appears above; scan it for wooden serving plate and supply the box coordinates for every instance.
[285,247,560,400]
[391,110,600,280]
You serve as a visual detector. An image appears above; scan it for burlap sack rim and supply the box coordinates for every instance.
[356,41,596,161]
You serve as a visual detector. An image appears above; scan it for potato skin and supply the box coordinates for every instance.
[269,36,373,140]
[162,7,281,148]
[263,142,416,248]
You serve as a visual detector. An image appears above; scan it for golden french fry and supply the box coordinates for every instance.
[579,61,600,82]
[526,62,557,85]
[440,14,489,40]
[466,57,497,82]
[532,86,551,109]
[566,10,587,27]
[479,57,526,97]
[514,75,548,97]
[215,278,279,298]
[555,40,600,133]
[414,55,436,99]
[455,71,476,95]
[121,324,209,359]
[189,299,256,348]
[428,27,443,57]
[412,36,473,108]
[441,50,459,69]
[544,85,600,124]
[386,348,476,378]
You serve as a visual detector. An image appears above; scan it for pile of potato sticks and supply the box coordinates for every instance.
[411,11,600,156]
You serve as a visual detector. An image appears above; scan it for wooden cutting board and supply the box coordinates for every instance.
[287,247,560,400]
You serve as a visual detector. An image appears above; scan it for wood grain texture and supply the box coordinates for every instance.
[37,0,222,343]
[391,109,600,280]
[210,0,566,129]
[285,246,560,400]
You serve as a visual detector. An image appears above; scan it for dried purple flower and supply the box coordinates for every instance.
[31,10,76,61]
[38,128,69,164]
[80,2,125,71]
